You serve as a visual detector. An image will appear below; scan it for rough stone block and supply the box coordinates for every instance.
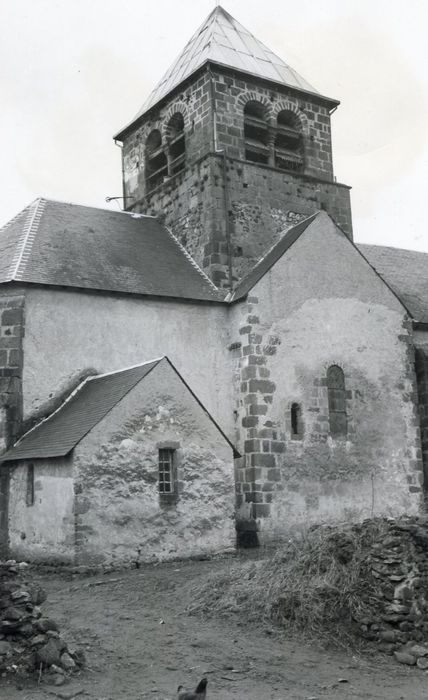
[249,404,268,415]
[2,309,21,326]
[251,453,275,468]
[271,441,285,453]
[244,439,260,453]
[248,379,275,394]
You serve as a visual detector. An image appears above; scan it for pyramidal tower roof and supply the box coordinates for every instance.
[116,6,333,138]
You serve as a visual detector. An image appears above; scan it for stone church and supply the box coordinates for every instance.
[0,6,427,565]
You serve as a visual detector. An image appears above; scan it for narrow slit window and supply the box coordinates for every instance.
[158,448,175,498]
[290,403,303,439]
[327,365,347,436]
[26,463,35,507]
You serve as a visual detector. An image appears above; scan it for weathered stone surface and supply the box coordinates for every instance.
[409,644,428,658]
[36,618,59,633]
[0,640,12,655]
[60,652,76,670]
[36,637,65,667]
[394,651,416,666]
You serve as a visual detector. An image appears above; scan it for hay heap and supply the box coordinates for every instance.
[0,559,84,681]
[189,516,428,668]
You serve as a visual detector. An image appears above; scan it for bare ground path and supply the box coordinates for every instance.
[1,557,427,700]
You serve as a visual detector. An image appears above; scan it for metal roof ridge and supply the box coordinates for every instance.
[92,357,165,380]
[162,223,221,297]
[11,198,46,281]
[8,369,94,452]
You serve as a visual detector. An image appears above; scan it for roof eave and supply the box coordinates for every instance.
[113,59,339,142]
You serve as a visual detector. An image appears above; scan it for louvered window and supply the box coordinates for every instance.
[145,129,168,192]
[275,110,304,172]
[167,113,185,175]
[244,101,269,165]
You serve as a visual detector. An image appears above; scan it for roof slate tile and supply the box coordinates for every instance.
[0,199,223,302]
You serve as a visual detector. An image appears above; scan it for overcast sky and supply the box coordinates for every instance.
[1,0,427,252]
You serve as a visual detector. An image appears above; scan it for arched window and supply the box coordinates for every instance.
[290,402,303,439]
[275,110,304,172]
[327,365,347,437]
[145,129,167,191]
[244,101,269,164]
[166,113,185,175]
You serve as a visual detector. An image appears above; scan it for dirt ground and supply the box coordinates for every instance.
[1,555,428,700]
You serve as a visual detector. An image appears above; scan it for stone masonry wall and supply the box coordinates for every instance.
[129,152,352,287]
[0,291,25,559]
[0,292,25,451]
[121,64,351,288]
[209,66,335,181]
[72,362,235,566]
[121,69,213,206]
[415,347,428,493]
[230,215,424,541]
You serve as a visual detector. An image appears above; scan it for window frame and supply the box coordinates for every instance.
[158,447,178,504]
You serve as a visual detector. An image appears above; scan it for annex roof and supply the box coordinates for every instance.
[115,6,334,138]
[0,198,222,302]
[0,360,161,462]
[0,357,239,462]
[358,244,428,324]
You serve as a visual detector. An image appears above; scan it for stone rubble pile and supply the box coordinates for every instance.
[351,517,428,667]
[0,559,84,683]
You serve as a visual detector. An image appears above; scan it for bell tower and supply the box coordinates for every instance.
[114,6,352,288]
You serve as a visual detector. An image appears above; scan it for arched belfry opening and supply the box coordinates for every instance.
[145,129,167,192]
[166,113,185,176]
[243,101,269,165]
[275,110,304,172]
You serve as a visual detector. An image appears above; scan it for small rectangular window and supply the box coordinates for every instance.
[26,463,35,507]
[158,449,176,501]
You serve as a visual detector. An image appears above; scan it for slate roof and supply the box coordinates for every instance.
[0,198,222,302]
[0,357,239,462]
[229,213,319,302]
[358,244,428,323]
[0,360,161,462]
[115,6,335,138]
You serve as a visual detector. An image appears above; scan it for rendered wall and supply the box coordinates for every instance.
[72,360,236,565]
[8,458,74,562]
[22,289,233,438]
[230,213,423,540]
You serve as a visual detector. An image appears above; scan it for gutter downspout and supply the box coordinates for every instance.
[114,139,127,209]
